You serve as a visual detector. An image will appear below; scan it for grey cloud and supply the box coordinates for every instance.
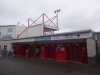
[0,0,100,32]
[57,5,100,32]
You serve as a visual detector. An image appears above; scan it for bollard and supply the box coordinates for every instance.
[26,50,29,58]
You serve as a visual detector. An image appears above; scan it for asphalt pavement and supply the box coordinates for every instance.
[0,55,100,75]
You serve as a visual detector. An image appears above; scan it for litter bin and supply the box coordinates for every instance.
[26,50,29,58]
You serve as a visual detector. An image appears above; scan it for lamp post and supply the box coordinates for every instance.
[54,9,61,27]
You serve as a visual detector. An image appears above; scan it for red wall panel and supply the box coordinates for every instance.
[40,43,87,64]
[41,45,46,58]
[55,44,67,61]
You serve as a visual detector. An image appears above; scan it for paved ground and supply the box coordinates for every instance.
[0,55,100,75]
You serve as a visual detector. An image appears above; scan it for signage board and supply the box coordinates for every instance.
[51,35,62,40]
[62,33,81,39]
[51,33,81,40]
[34,36,51,41]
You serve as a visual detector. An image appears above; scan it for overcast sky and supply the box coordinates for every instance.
[0,0,100,33]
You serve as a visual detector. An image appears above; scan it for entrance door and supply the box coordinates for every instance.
[66,44,83,63]
[36,45,41,57]
[71,46,76,61]
[30,44,34,57]
[41,45,45,58]
[50,46,54,59]
[66,44,75,61]
[47,46,50,58]
[81,44,88,64]
[55,44,66,61]
[45,45,54,59]
[66,45,71,61]
[4,45,7,51]
[76,46,81,62]
[4,45,7,54]
[45,46,48,58]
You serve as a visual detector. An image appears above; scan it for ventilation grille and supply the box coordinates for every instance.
[7,28,13,32]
